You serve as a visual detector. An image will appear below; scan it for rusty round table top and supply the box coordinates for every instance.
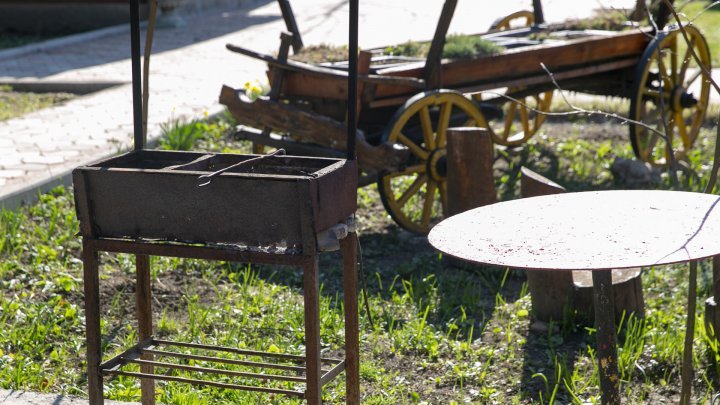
[428,190,720,271]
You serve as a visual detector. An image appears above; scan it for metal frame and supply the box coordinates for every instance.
[79,0,361,404]
[82,233,360,404]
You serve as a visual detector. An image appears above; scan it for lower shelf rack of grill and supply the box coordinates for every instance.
[99,337,346,398]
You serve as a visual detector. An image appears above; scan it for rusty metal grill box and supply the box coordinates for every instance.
[73,150,357,253]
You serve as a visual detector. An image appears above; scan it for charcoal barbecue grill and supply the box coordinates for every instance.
[73,0,362,403]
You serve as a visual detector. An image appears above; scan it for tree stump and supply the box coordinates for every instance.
[704,256,720,341]
[446,127,496,215]
[520,167,574,321]
[520,166,645,323]
[572,268,645,323]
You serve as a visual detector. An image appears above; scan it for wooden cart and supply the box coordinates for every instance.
[220,0,711,234]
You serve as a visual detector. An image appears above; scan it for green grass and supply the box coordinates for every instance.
[0,33,57,50]
[0,85,74,122]
[383,34,504,60]
[2,105,720,403]
[677,0,720,66]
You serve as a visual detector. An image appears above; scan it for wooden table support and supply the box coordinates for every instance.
[446,127,496,215]
[429,190,720,404]
[81,231,360,405]
[592,270,620,405]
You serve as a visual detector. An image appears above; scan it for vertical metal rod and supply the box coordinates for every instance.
[341,233,360,405]
[130,0,145,150]
[347,0,358,161]
[532,0,545,25]
[680,260,698,404]
[592,270,620,405]
[303,258,322,404]
[82,242,104,404]
[136,255,155,405]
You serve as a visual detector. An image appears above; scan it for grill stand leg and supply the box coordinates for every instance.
[304,257,322,404]
[341,233,360,404]
[82,242,104,404]
[136,255,155,405]
[592,270,620,405]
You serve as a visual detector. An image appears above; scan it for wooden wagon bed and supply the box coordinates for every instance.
[220,0,711,235]
[227,27,652,109]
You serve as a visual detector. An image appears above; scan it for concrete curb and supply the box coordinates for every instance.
[0,106,226,211]
[0,22,147,62]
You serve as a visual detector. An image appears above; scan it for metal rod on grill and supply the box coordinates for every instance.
[130,0,144,150]
[347,0,358,161]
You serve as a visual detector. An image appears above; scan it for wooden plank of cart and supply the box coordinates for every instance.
[221,0,711,235]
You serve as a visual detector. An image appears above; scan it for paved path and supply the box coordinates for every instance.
[0,389,134,405]
[0,0,648,209]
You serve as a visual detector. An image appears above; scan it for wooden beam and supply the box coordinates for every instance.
[423,0,457,89]
[446,127,496,215]
[277,0,303,52]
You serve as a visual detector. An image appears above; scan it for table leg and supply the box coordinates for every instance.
[135,255,155,405]
[303,257,322,404]
[341,233,360,405]
[680,260,698,405]
[82,242,104,405]
[592,270,620,405]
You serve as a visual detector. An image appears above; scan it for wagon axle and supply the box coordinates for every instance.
[672,87,698,111]
[427,148,447,181]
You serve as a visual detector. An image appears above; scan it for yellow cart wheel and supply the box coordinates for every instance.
[378,90,487,234]
[629,25,711,166]
[482,88,554,146]
[485,10,553,146]
[489,10,534,31]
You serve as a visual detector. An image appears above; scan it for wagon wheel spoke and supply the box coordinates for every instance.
[436,100,453,148]
[657,53,674,89]
[642,132,662,162]
[675,111,691,150]
[678,40,694,82]
[397,133,429,160]
[642,88,662,100]
[419,106,435,150]
[387,164,426,179]
[503,100,518,139]
[683,69,702,89]
[421,180,438,228]
[519,102,530,135]
[398,174,429,208]
[669,39,679,84]
[438,181,448,216]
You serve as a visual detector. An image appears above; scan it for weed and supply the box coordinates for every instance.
[158,117,204,151]
[0,87,74,122]
[383,34,504,60]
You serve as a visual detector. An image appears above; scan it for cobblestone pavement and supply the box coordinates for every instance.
[0,0,648,209]
[0,389,134,405]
